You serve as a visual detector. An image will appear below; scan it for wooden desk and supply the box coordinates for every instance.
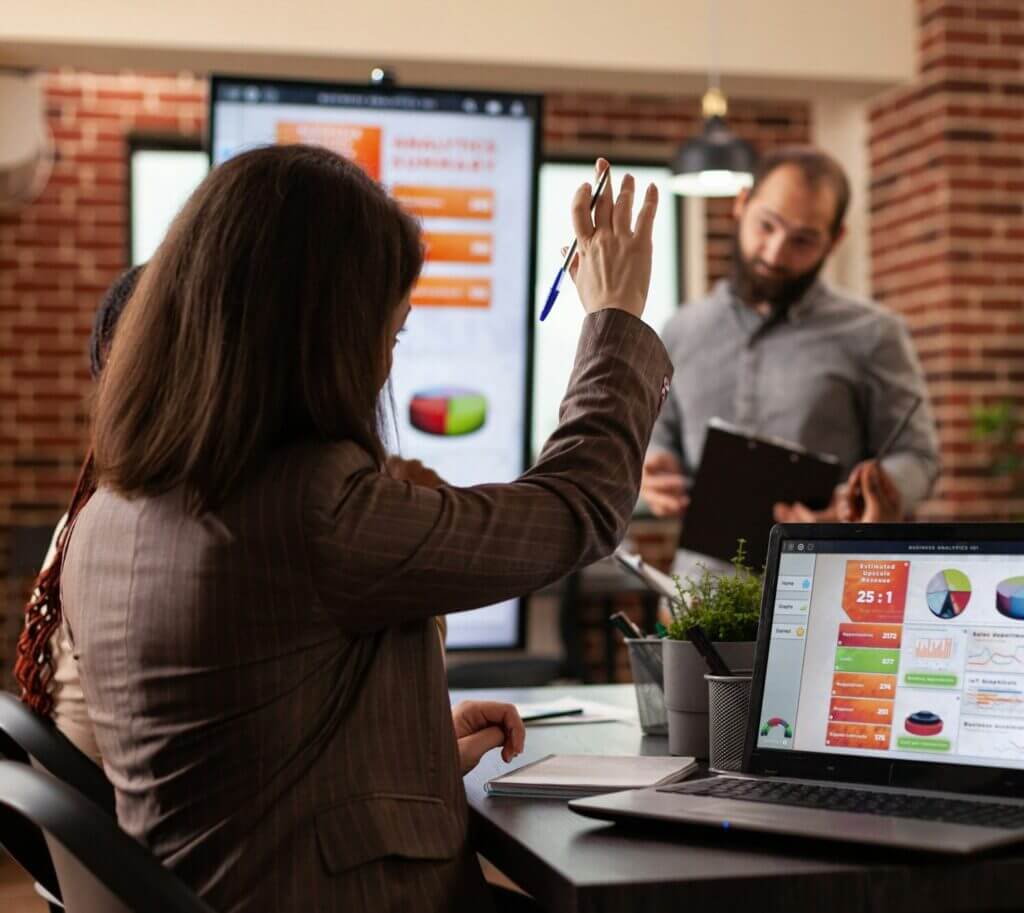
[455,684,1024,913]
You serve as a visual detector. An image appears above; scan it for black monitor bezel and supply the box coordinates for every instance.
[745,522,1024,799]
[208,73,543,652]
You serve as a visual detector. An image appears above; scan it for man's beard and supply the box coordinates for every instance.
[729,233,826,311]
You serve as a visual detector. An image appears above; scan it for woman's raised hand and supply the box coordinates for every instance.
[567,158,658,319]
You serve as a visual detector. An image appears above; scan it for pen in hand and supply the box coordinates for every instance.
[539,163,611,322]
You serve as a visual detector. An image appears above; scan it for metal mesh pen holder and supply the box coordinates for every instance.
[625,638,667,735]
[705,674,752,773]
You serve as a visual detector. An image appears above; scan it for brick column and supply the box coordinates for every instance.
[869,0,1024,520]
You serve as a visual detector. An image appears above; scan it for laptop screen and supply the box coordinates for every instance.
[755,537,1024,771]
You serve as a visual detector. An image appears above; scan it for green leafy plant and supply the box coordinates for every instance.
[972,400,1022,480]
[665,539,762,643]
[971,400,1024,520]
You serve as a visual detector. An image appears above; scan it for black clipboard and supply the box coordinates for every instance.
[680,418,842,568]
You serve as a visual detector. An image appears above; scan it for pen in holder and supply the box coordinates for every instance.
[609,611,667,736]
[686,624,733,676]
[625,638,668,735]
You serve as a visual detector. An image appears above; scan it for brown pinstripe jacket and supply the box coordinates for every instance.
[61,309,672,912]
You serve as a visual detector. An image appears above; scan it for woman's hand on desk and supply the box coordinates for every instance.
[452,701,525,775]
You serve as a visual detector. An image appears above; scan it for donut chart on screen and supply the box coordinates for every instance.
[409,389,488,436]
[926,569,971,619]
[996,577,1024,620]
[905,710,943,737]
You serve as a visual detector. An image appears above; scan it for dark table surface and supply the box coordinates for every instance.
[453,684,1024,913]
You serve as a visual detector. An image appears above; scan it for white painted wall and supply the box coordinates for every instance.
[1,1,914,98]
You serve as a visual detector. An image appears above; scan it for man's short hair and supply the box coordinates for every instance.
[748,146,850,237]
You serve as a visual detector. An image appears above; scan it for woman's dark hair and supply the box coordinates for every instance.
[16,265,143,715]
[90,266,144,378]
[93,143,423,512]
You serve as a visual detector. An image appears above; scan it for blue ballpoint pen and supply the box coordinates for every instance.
[539,165,611,322]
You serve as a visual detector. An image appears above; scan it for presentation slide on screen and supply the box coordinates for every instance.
[757,545,1024,769]
[212,81,538,648]
[532,162,679,457]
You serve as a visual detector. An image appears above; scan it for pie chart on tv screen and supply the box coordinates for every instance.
[926,569,971,619]
[409,389,488,436]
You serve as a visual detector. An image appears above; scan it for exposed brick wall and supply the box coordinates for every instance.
[869,0,1024,521]
[0,70,208,690]
[0,69,813,689]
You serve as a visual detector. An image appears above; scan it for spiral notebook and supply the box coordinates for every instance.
[485,754,697,799]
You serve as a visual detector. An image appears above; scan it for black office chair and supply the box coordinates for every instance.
[0,691,115,909]
[0,762,215,913]
[0,692,114,812]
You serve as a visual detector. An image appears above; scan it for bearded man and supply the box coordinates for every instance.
[641,146,938,528]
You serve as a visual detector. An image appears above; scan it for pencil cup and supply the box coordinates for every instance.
[624,638,667,735]
[663,639,755,758]
[705,674,753,773]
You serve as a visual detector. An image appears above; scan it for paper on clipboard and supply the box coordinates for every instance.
[613,547,677,600]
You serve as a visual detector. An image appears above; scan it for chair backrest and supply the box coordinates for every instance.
[0,691,115,906]
[0,692,114,812]
[0,762,215,913]
[0,696,64,904]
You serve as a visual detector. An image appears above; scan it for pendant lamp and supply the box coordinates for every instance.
[669,1,756,197]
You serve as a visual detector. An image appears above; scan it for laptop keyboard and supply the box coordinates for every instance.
[659,778,1024,830]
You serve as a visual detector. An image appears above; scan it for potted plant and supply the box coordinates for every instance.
[662,541,761,758]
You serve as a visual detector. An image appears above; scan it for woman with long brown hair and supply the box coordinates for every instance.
[59,144,669,912]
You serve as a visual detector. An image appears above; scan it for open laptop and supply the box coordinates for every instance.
[571,523,1024,854]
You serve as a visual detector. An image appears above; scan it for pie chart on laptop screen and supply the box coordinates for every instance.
[926,569,971,620]
[997,577,1024,620]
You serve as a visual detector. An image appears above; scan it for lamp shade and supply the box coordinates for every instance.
[669,115,757,197]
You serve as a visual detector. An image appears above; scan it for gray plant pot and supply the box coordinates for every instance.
[663,639,756,759]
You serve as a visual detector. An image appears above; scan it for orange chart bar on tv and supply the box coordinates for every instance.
[423,232,493,264]
[411,277,491,309]
[276,122,381,180]
[393,185,495,220]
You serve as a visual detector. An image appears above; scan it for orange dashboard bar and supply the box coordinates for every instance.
[276,122,381,180]
[393,185,494,220]
[411,277,491,309]
[831,672,898,700]
[826,722,891,751]
[423,232,493,264]
[828,697,894,725]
